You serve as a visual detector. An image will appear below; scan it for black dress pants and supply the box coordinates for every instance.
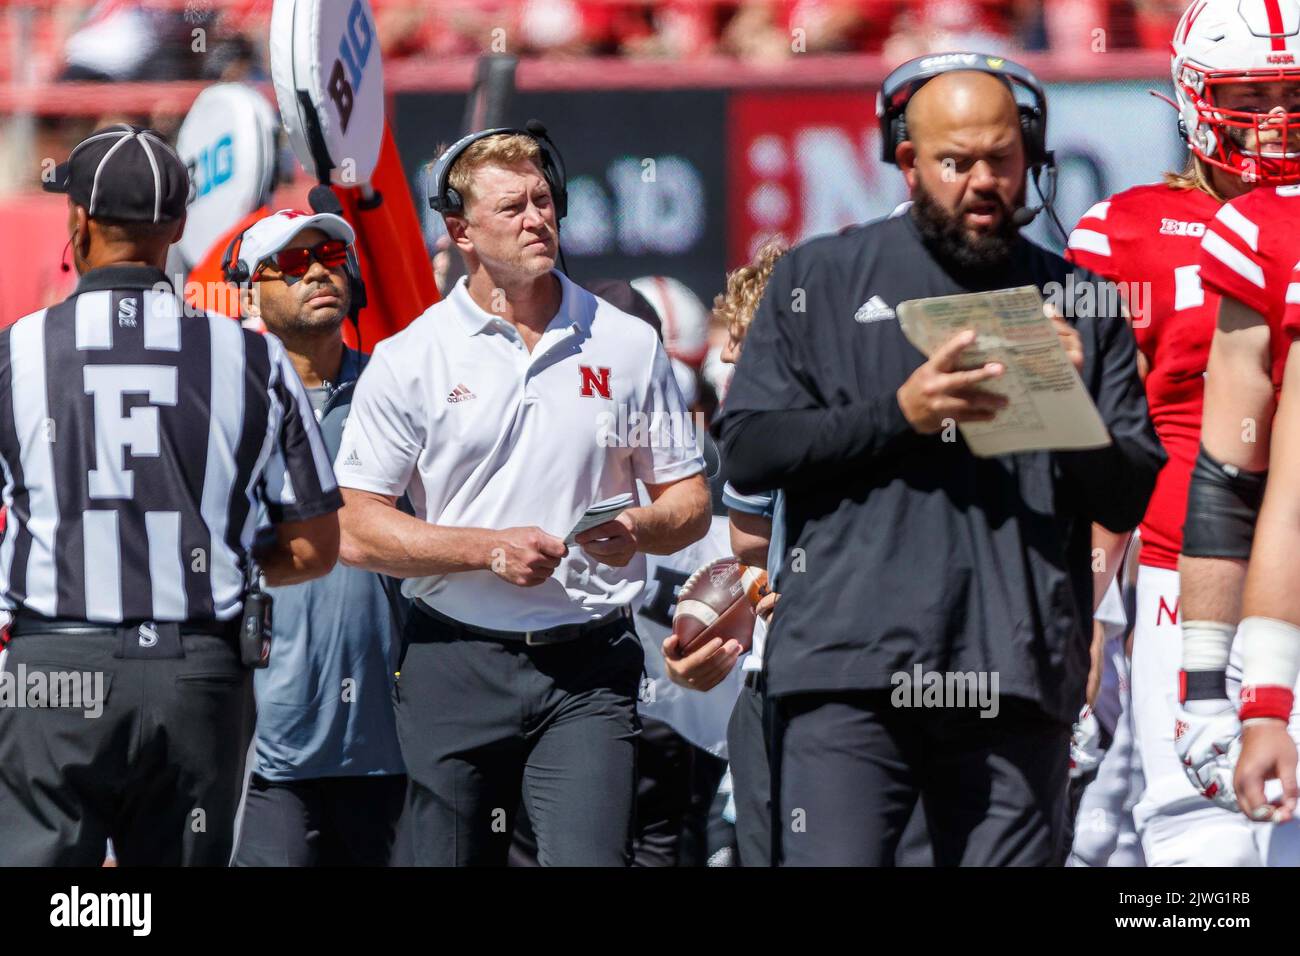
[394,611,644,867]
[234,773,407,866]
[775,690,1070,867]
[0,628,253,866]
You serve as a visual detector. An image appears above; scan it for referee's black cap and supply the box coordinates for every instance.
[43,124,189,223]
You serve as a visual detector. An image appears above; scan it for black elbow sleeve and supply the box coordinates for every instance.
[1181,445,1267,559]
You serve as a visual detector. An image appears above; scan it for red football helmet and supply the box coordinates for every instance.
[1173,0,1300,184]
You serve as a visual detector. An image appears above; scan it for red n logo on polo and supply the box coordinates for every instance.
[579,366,612,398]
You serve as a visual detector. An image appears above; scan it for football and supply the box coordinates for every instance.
[673,557,768,656]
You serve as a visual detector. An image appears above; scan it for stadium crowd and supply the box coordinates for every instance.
[2,0,1193,86]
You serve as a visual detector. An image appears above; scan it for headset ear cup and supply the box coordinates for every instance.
[221,232,246,285]
[545,155,567,220]
[1019,106,1046,166]
[346,249,367,313]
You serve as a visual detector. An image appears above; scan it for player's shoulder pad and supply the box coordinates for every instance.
[1203,185,1299,264]
[1216,182,1300,223]
[1215,184,1300,245]
[1101,180,1198,215]
[1072,181,1201,238]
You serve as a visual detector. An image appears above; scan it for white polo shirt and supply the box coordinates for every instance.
[335,271,705,631]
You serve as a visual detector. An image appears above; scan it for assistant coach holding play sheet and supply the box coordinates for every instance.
[721,57,1164,866]
[335,128,710,866]
[0,125,342,866]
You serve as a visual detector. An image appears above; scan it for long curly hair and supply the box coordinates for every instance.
[713,235,789,340]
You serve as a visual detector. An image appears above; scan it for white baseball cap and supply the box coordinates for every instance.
[233,208,355,280]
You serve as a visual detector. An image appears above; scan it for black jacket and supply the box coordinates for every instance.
[719,210,1164,723]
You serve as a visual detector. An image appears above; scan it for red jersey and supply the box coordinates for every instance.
[1198,183,1300,394]
[1066,182,1221,571]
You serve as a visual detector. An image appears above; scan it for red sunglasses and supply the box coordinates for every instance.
[255,239,349,281]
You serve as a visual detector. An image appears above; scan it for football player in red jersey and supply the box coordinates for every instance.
[1177,8,1300,860]
[1067,0,1300,864]
[1223,262,1300,821]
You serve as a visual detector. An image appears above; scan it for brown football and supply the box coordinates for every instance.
[673,557,768,656]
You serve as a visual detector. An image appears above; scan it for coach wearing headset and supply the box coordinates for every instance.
[720,56,1164,866]
[334,127,710,866]
[219,210,408,867]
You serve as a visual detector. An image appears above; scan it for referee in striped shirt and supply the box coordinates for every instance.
[0,126,342,866]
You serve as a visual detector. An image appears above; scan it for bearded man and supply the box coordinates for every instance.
[719,56,1165,866]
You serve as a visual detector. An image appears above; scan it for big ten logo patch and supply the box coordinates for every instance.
[328,0,375,135]
[190,134,233,201]
[579,366,612,399]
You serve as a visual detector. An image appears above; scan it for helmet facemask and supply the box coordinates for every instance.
[1178,64,1300,184]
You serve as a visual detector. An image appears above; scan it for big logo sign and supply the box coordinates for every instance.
[271,0,384,186]
[189,134,234,201]
[328,0,374,134]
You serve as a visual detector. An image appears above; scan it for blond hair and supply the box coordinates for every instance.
[1163,154,1226,202]
[713,236,789,341]
[445,133,544,211]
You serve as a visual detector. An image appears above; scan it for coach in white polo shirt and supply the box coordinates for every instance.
[335,128,710,866]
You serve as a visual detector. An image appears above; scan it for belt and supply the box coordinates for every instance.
[9,610,235,638]
[413,601,632,646]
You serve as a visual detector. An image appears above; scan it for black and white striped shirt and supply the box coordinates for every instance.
[0,265,342,624]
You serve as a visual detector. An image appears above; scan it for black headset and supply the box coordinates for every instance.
[876,52,1061,231]
[877,52,1051,167]
[428,119,569,220]
[219,229,255,286]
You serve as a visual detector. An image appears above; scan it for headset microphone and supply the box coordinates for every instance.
[1011,161,1061,236]
[1011,204,1041,227]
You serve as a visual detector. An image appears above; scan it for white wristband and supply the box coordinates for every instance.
[1181,619,1235,672]
[1240,616,1300,690]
